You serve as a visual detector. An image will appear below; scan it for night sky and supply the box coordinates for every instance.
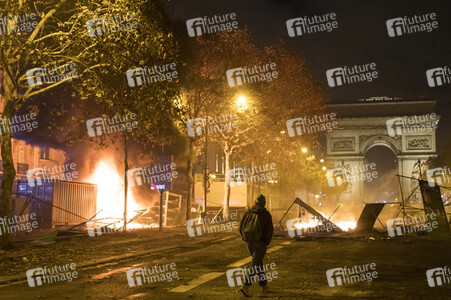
[168,0,451,148]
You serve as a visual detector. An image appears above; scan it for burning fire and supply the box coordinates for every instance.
[294,220,356,232]
[86,159,150,228]
[294,213,356,232]
[334,221,356,231]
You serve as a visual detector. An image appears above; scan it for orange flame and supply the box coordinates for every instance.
[86,159,146,224]
[294,212,356,232]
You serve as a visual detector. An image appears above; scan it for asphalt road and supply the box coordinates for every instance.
[1,233,450,299]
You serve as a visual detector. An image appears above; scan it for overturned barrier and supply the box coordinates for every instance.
[354,203,385,233]
[275,198,343,234]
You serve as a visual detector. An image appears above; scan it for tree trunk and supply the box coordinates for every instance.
[0,72,17,249]
[223,146,231,218]
[249,159,255,209]
[123,134,128,231]
[191,164,195,215]
[186,139,194,222]
[203,130,208,217]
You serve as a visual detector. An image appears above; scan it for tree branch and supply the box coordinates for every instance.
[0,47,18,90]
[22,75,75,100]
[33,31,70,43]
[27,0,69,44]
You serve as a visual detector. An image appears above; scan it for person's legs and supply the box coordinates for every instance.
[244,242,256,286]
[240,242,256,297]
[244,241,267,286]
[252,241,267,286]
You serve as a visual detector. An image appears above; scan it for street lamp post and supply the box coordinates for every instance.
[159,188,164,231]
[300,147,308,215]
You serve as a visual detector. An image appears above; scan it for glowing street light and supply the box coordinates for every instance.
[236,95,248,111]
[322,166,326,171]
[301,147,308,153]
[320,159,324,163]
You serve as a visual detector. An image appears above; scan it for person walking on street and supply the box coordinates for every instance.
[239,194,274,297]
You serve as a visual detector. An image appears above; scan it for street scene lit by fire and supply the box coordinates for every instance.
[0,1,451,299]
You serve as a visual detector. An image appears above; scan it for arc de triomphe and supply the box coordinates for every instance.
[326,98,439,204]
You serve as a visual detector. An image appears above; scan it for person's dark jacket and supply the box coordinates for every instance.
[239,204,274,245]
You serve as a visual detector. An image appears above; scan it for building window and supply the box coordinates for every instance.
[40,147,50,160]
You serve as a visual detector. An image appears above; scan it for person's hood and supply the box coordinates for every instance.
[250,204,266,213]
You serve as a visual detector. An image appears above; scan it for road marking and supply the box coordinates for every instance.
[267,246,283,253]
[170,272,223,292]
[170,243,290,293]
[227,244,286,268]
[227,257,252,268]
[127,293,149,299]
[90,266,131,280]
